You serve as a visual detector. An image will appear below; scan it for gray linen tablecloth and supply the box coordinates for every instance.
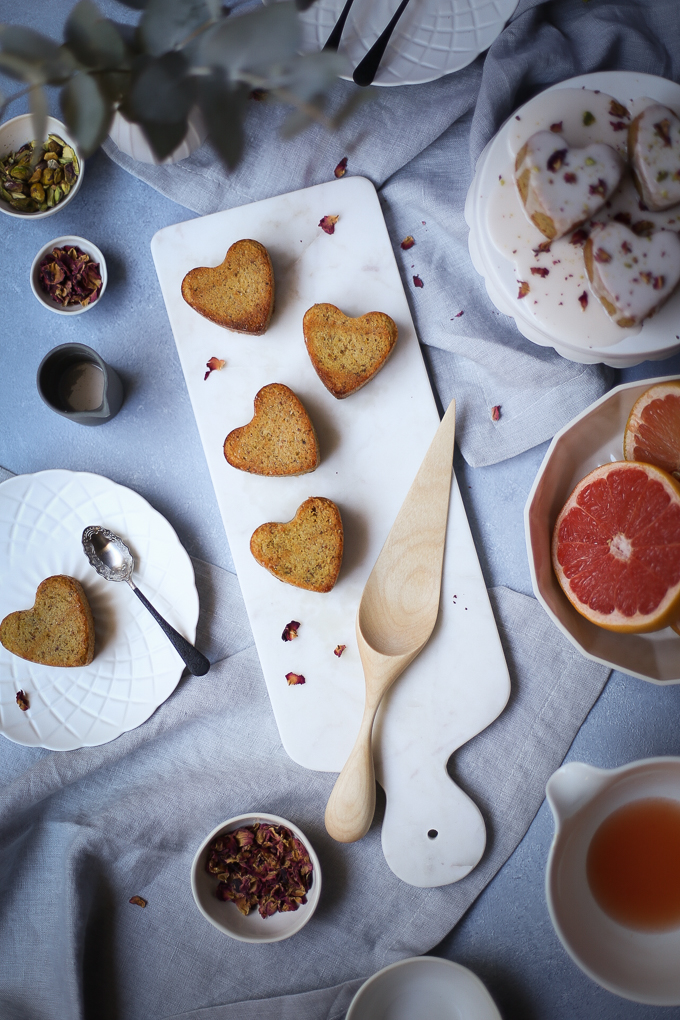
[2,0,680,1017]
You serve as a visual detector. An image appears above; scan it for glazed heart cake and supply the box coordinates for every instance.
[584,222,680,327]
[515,132,624,239]
[181,238,274,335]
[250,496,343,593]
[629,103,680,211]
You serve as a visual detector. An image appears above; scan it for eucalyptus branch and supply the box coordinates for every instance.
[0,81,34,119]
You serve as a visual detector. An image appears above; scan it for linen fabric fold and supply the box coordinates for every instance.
[0,550,609,1020]
[101,0,680,467]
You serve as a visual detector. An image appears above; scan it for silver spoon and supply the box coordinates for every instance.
[82,525,210,677]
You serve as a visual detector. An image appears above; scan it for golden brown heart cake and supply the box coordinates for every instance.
[250,497,343,592]
[584,222,680,327]
[0,575,95,667]
[303,303,398,399]
[514,132,624,239]
[181,239,274,334]
[629,104,680,211]
[224,383,320,476]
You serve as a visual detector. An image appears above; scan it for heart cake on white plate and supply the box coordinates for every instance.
[629,103,680,211]
[584,222,680,327]
[514,132,624,239]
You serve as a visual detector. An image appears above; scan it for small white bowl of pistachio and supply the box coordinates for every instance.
[0,114,83,219]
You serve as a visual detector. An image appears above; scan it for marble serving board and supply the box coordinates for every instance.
[151,177,510,886]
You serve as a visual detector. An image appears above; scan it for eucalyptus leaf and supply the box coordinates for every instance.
[139,117,188,160]
[0,51,42,84]
[130,51,194,123]
[198,2,300,80]
[65,0,128,69]
[141,0,221,58]
[266,49,344,101]
[61,71,113,156]
[197,72,246,168]
[0,24,70,82]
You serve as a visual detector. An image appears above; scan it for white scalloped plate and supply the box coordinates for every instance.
[0,470,199,750]
[466,71,680,367]
[299,0,517,86]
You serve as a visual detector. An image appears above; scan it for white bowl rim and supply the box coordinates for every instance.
[190,811,322,943]
[524,375,680,685]
[545,755,680,1004]
[30,235,107,316]
[346,955,502,1020]
[0,113,84,219]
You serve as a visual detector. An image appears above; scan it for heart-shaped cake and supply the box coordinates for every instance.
[250,497,343,592]
[224,383,320,476]
[584,222,680,327]
[0,575,95,667]
[629,103,680,211]
[515,132,624,239]
[303,304,398,399]
[181,239,274,335]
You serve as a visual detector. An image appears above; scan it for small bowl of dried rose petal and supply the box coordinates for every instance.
[30,235,106,315]
[191,812,322,943]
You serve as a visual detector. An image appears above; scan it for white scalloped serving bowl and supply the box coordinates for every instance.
[0,470,199,749]
[525,377,680,684]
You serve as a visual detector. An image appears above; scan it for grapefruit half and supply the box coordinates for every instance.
[624,381,680,478]
[552,461,680,633]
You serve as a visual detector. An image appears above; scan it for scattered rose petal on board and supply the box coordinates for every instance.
[282,621,300,642]
[15,690,29,711]
[319,214,339,235]
[531,267,549,277]
[413,275,424,288]
[400,235,415,250]
[454,310,464,317]
[204,357,226,380]
[334,157,348,178]
[491,405,501,422]
[517,281,530,299]
[334,644,346,657]
[286,672,306,686]
[129,896,147,908]
[579,291,589,310]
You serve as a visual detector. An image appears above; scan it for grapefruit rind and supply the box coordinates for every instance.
[623,380,680,477]
[552,461,680,633]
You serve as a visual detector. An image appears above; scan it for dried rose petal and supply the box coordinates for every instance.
[15,690,29,711]
[547,148,567,172]
[594,248,612,263]
[319,214,339,235]
[578,291,589,310]
[286,672,305,686]
[569,229,589,246]
[334,644,346,657]
[206,822,313,919]
[588,178,608,198]
[550,121,563,133]
[654,119,672,147]
[400,235,415,250]
[491,405,501,422]
[654,275,665,291]
[632,220,654,237]
[610,121,627,131]
[282,621,300,641]
[531,267,549,278]
[613,211,632,225]
[564,172,577,184]
[454,310,464,317]
[413,275,424,288]
[533,240,552,255]
[517,281,530,299]
[204,357,226,381]
[129,896,147,907]
[334,157,348,178]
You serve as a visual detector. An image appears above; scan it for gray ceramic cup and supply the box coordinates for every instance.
[37,343,124,426]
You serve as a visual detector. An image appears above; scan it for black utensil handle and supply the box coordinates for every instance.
[133,586,210,676]
[323,0,356,50]
[352,0,412,86]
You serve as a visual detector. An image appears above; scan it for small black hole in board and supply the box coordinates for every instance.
[427,829,438,839]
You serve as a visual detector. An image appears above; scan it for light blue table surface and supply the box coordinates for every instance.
[4,45,680,1020]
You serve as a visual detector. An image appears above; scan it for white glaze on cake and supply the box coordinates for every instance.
[514,132,624,239]
[487,88,680,347]
[585,221,680,326]
[629,104,680,211]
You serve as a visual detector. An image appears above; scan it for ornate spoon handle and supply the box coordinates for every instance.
[352,0,413,86]
[129,581,210,676]
[323,0,357,50]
